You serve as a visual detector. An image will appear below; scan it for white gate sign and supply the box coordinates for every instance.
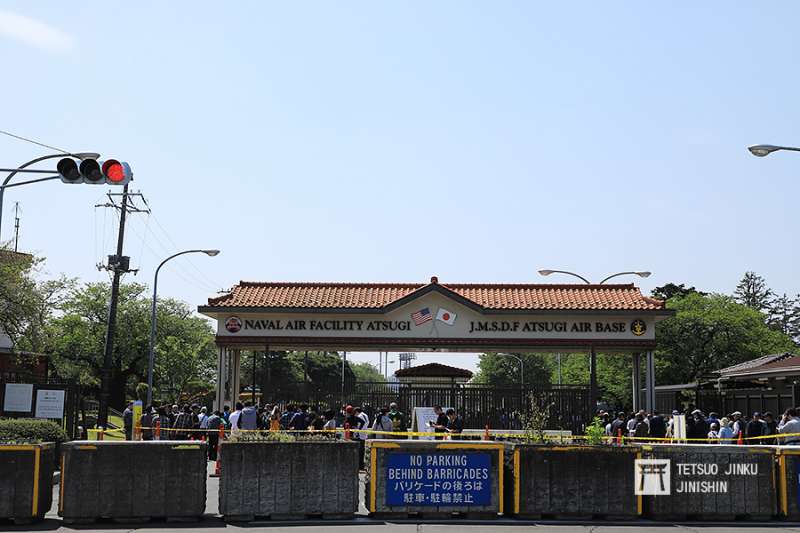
[3,383,34,412]
[35,389,65,419]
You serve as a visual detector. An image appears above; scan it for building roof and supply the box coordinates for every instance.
[394,362,474,379]
[202,278,667,313]
[718,353,800,379]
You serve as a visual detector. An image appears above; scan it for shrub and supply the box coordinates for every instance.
[584,416,606,445]
[0,417,68,444]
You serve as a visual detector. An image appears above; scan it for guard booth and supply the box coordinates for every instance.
[199,276,673,422]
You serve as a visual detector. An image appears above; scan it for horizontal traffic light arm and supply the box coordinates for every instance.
[0,168,58,174]
[0,175,60,189]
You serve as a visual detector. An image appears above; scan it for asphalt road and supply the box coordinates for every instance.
[2,464,797,532]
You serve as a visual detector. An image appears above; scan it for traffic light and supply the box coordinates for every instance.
[57,157,132,185]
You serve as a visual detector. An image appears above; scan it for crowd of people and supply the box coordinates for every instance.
[121,399,464,462]
[597,407,800,444]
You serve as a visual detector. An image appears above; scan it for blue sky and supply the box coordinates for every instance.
[1,3,798,373]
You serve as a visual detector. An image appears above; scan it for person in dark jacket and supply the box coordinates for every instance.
[763,412,778,445]
[206,410,223,460]
[687,410,709,441]
[746,412,766,442]
[122,402,133,440]
[140,405,154,441]
[609,411,627,439]
[648,411,667,440]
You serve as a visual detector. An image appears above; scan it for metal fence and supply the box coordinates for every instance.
[257,380,591,434]
[656,386,800,417]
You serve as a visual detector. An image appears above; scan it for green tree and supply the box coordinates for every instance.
[651,282,705,301]
[45,282,216,408]
[655,292,796,386]
[556,352,633,409]
[473,352,552,387]
[350,361,386,383]
[768,293,800,342]
[0,251,71,352]
[734,271,773,312]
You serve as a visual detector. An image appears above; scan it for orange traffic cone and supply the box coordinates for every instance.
[737,431,744,445]
[483,424,490,441]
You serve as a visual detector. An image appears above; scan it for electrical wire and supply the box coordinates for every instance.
[0,129,70,154]
[126,215,219,293]
[147,208,224,291]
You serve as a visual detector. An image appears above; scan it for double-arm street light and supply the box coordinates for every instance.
[147,249,220,406]
[538,270,651,284]
[748,144,800,157]
[0,152,100,240]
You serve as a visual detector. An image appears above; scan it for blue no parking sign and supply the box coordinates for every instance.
[386,452,492,506]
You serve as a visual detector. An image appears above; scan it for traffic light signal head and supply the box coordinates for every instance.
[57,158,80,183]
[80,159,103,184]
[102,159,132,185]
[56,157,132,185]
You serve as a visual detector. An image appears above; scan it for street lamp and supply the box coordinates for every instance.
[748,144,800,157]
[147,249,220,406]
[538,269,651,284]
[0,152,99,240]
[497,353,524,388]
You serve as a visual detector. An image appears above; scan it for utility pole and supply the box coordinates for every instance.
[12,202,19,252]
[96,185,148,428]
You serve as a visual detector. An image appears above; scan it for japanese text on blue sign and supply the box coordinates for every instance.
[386,452,491,506]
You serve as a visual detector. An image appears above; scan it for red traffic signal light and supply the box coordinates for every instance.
[102,159,132,185]
[56,157,132,185]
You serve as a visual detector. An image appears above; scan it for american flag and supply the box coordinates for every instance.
[411,307,433,326]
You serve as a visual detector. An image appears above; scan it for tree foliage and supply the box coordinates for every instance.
[43,282,216,408]
[651,282,705,301]
[350,361,386,382]
[734,271,774,312]
[655,292,796,386]
[473,352,552,387]
[0,251,71,352]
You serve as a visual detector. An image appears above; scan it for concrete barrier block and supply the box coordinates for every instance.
[507,444,640,519]
[639,444,776,520]
[219,440,359,520]
[0,443,55,523]
[59,441,207,521]
[365,440,503,518]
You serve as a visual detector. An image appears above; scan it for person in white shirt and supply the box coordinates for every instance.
[228,402,243,432]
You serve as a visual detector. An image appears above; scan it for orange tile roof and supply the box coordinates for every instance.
[204,280,667,312]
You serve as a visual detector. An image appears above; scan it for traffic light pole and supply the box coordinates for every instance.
[97,183,130,429]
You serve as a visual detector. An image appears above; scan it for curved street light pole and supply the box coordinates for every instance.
[538,269,651,284]
[748,144,800,157]
[0,152,100,240]
[536,270,591,284]
[598,271,651,284]
[147,249,220,406]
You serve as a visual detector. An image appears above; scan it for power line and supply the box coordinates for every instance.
[0,129,70,154]
[145,206,225,291]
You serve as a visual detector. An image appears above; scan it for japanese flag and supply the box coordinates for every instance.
[436,308,457,325]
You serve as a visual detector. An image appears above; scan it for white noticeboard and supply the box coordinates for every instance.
[35,389,65,419]
[3,383,34,412]
[672,414,687,441]
[412,407,451,440]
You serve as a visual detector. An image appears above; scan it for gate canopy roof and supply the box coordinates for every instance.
[199,277,667,314]
[199,278,671,352]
